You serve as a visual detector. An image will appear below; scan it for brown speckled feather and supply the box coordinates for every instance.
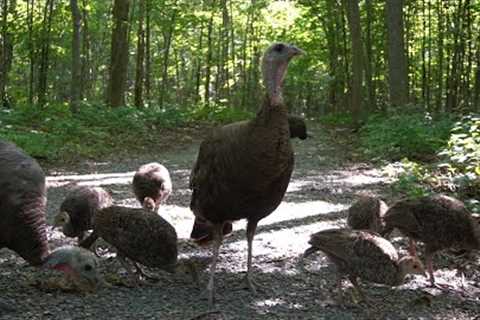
[60,186,112,238]
[93,206,177,272]
[383,194,480,252]
[347,196,388,233]
[307,228,405,286]
[190,97,293,225]
[0,140,48,266]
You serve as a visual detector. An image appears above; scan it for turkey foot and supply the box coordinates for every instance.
[134,263,161,283]
[236,273,265,294]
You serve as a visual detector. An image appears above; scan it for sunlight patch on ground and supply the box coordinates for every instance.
[47,172,135,188]
[221,220,345,274]
[260,200,347,226]
[161,199,347,239]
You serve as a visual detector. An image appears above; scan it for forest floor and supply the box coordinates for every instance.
[1,122,480,320]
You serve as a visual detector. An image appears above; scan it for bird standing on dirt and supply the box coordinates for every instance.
[189,42,303,304]
[0,139,101,292]
[347,196,388,233]
[133,162,172,211]
[54,185,113,244]
[382,194,480,287]
[80,206,178,282]
[303,228,425,303]
[190,115,308,246]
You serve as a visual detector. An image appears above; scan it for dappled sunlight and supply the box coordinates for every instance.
[47,171,135,188]
[221,219,343,274]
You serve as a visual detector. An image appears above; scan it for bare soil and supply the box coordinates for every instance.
[1,122,479,320]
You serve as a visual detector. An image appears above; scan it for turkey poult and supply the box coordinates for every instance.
[303,228,425,303]
[80,206,177,282]
[382,194,480,286]
[0,140,101,292]
[347,196,388,233]
[132,162,172,211]
[190,114,308,247]
[189,42,303,304]
[53,186,113,243]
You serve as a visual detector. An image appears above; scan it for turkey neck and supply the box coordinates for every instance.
[12,194,49,266]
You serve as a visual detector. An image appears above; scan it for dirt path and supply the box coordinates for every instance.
[1,123,479,320]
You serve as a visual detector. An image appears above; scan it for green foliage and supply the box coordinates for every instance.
[189,103,253,124]
[0,104,188,160]
[0,102,255,161]
[319,113,354,126]
[383,159,431,199]
[438,114,480,176]
[360,111,454,161]
[382,115,480,212]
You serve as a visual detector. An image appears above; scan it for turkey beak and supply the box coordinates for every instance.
[288,45,304,58]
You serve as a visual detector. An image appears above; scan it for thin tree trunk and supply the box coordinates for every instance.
[343,0,363,127]
[134,0,145,108]
[107,0,130,108]
[145,0,151,103]
[194,23,204,102]
[364,0,375,113]
[81,0,90,100]
[385,0,409,107]
[204,9,214,105]
[69,0,82,112]
[27,0,34,104]
[158,9,176,107]
[435,0,445,113]
[37,0,55,108]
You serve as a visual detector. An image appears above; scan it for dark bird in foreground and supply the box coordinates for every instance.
[347,196,388,233]
[133,162,172,211]
[190,114,308,247]
[53,186,113,244]
[303,228,425,303]
[189,42,303,304]
[0,140,101,292]
[382,194,480,286]
[80,206,177,282]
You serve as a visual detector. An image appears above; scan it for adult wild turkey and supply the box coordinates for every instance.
[189,42,303,304]
[287,115,308,140]
[80,206,177,281]
[54,186,113,243]
[190,115,308,246]
[347,196,388,233]
[303,228,425,303]
[132,162,172,211]
[382,194,480,286]
[0,140,101,292]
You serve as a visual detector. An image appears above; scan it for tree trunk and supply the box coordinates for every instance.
[343,0,363,127]
[204,9,214,105]
[27,0,34,105]
[364,0,375,113]
[80,0,90,99]
[134,0,145,108]
[385,0,409,107]
[435,0,445,113]
[107,0,130,108]
[37,0,55,108]
[158,9,176,107]
[145,0,151,103]
[69,0,82,112]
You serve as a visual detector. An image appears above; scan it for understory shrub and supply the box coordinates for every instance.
[360,111,454,161]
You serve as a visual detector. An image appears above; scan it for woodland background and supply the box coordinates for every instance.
[0,0,479,209]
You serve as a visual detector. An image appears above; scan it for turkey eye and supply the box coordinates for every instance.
[84,264,93,271]
[274,44,285,52]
